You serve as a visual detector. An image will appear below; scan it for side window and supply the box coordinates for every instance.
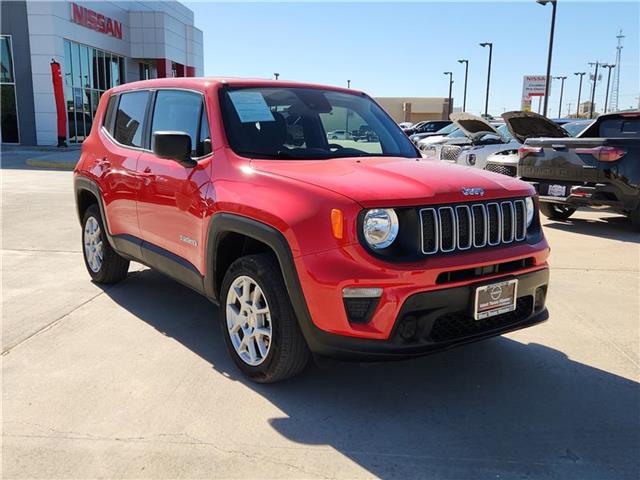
[103,94,118,135]
[151,90,207,157]
[113,91,149,147]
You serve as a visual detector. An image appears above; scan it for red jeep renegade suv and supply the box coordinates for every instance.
[74,78,550,382]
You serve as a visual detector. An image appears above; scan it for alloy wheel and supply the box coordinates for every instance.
[83,216,104,273]
[225,275,272,366]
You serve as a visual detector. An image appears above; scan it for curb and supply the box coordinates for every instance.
[25,159,77,171]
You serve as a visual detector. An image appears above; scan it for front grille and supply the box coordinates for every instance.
[440,145,463,161]
[420,199,527,255]
[485,164,518,177]
[428,296,533,342]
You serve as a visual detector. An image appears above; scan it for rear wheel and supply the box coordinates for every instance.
[539,202,576,221]
[220,253,309,383]
[82,205,129,283]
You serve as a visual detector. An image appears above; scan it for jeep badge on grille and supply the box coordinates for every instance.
[462,187,485,196]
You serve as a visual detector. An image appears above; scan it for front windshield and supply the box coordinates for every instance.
[221,87,418,160]
[496,124,513,140]
[447,128,466,138]
[436,123,457,135]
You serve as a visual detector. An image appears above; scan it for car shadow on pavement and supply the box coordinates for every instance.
[544,214,639,243]
[102,268,640,479]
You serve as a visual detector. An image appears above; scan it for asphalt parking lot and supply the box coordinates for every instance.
[2,168,639,479]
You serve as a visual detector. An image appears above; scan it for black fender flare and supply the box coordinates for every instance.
[204,213,321,347]
[74,175,118,251]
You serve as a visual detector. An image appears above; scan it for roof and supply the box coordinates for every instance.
[110,77,361,95]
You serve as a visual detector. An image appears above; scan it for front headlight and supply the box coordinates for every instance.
[525,197,535,227]
[363,209,399,249]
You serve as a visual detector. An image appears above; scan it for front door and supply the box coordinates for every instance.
[136,89,213,274]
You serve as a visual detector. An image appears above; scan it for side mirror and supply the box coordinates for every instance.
[152,131,196,167]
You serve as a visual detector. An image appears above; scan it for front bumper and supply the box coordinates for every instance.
[300,268,549,360]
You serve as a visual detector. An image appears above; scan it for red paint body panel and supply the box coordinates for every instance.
[75,78,550,341]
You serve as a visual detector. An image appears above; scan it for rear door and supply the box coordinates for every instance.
[99,90,150,240]
[136,89,213,274]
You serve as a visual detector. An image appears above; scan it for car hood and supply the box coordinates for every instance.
[450,112,500,138]
[250,157,533,207]
[502,111,570,143]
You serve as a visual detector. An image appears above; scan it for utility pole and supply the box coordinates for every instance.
[574,72,586,117]
[457,59,469,111]
[588,61,600,118]
[274,73,280,80]
[537,0,557,117]
[443,71,454,116]
[610,30,624,112]
[567,102,572,117]
[553,76,567,118]
[602,64,615,113]
[347,80,351,88]
[479,42,493,117]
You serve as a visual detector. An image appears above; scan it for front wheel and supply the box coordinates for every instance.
[220,254,310,383]
[539,202,576,221]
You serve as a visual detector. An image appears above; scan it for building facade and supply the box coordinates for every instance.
[1,0,203,146]
[374,97,451,124]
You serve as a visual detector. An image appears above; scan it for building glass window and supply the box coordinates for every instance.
[1,35,19,143]
[63,39,124,143]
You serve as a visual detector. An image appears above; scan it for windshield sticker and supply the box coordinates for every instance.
[228,91,275,123]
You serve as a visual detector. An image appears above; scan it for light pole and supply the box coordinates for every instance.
[457,59,469,111]
[553,76,567,118]
[602,64,615,112]
[537,0,557,117]
[443,71,453,116]
[274,73,280,80]
[479,42,493,117]
[574,72,586,117]
[588,61,600,118]
[347,79,351,88]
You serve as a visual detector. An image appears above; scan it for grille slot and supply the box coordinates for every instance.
[485,164,517,177]
[420,198,528,255]
[440,145,463,161]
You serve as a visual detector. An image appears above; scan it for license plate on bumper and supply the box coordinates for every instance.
[474,279,518,320]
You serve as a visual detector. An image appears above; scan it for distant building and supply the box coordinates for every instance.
[374,97,451,123]
[1,0,204,146]
[579,101,596,117]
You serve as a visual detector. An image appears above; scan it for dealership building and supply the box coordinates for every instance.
[1,0,204,146]
[374,97,452,124]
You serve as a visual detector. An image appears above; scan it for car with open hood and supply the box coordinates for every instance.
[484,111,574,177]
[421,112,507,163]
[74,78,550,382]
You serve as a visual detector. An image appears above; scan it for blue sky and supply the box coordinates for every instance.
[187,1,639,116]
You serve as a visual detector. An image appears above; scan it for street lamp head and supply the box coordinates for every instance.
[457,59,468,64]
[536,0,556,5]
[574,72,586,76]
[443,71,452,75]
[479,42,492,48]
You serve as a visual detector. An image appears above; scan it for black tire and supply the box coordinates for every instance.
[81,204,129,284]
[539,202,576,221]
[220,253,310,383]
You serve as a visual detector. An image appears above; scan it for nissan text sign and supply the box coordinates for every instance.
[521,75,549,111]
[71,3,123,39]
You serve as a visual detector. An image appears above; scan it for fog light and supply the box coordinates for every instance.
[342,287,382,324]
